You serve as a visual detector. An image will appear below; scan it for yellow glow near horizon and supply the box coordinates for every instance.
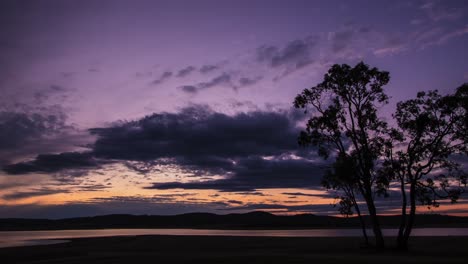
[1,164,467,216]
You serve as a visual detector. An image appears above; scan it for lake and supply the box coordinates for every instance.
[1,228,468,248]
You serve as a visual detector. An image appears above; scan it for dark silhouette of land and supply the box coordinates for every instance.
[1,211,468,231]
[2,235,468,264]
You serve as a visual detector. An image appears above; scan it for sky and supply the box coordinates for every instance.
[1,0,467,218]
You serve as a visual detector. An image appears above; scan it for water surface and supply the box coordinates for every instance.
[1,228,467,248]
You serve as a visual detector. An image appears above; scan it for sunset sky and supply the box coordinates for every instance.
[1,0,468,218]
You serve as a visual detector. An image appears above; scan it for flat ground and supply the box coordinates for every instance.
[1,235,467,264]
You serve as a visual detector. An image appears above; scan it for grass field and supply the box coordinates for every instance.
[1,235,468,263]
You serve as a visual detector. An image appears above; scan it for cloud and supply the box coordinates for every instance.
[0,181,29,191]
[0,110,84,166]
[281,192,324,197]
[198,72,233,89]
[257,46,278,63]
[430,25,468,46]
[29,85,71,107]
[330,30,354,53]
[89,105,302,161]
[176,66,196,77]
[3,152,101,175]
[179,85,198,94]
[152,71,173,85]
[4,105,323,192]
[218,202,336,213]
[74,184,111,192]
[149,156,325,192]
[373,45,406,57]
[90,195,192,203]
[1,188,71,200]
[199,65,219,73]
[419,0,463,22]
[227,199,243,204]
[122,161,161,175]
[413,25,468,50]
[238,76,262,87]
[0,111,67,151]
[257,38,317,69]
[234,191,267,196]
[179,73,234,94]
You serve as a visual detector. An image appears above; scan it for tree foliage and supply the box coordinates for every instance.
[294,62,390,248]
[385,84,468,249]
[322,153,369,245]
[294,62,467,250]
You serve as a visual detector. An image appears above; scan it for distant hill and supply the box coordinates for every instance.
[1,212,468,231]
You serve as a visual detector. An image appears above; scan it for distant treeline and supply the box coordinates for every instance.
[1,212,468,231]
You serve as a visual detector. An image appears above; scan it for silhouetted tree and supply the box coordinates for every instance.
[322,153,369,246]
[385,84,468,250]
[294,62,390,249]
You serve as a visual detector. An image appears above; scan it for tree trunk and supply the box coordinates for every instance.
[400,181,417,250]
[363,188,385,249]
[397,177,408,250]
[354,202,369,246]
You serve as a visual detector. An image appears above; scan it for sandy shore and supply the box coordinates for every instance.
[1,235,468,263]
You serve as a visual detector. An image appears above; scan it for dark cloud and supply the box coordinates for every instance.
[257,38,317,69]
[238,76,262,87]
[227,200,243,204]
[89,105,301,161]
[152,71,173,85]
[198,72,232,89]
[149,156,324,192]
[179,85,198,94]
[218,202,337,213]
[31,85,70,105]
[281,192,324,197]
[3,105,323,192]
[0,181,29,191]
[199,65,219,73]
[176,66,196,77]
[227,100,258,111]
[234,191,267,196]
[179,73,234,94]
[75,184,111,192]
[0,111,68,151]
[92,195,177,203]
[3,152,101,175]
[257,46,278,63]
[1,188,71,200]
[123,161,161,175]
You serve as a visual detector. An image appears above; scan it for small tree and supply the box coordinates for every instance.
[387,84,467,250]
[322,153,369,245]
[294,62,390,249]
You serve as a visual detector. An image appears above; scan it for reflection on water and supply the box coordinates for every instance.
[0,239,69,248]
[1,228,467,248]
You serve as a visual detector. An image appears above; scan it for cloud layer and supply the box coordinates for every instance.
[3,105,323,192]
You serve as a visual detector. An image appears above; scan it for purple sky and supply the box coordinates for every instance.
[1,0,467,218]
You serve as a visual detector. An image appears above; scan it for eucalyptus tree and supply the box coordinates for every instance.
[294,62,390,249]
[385,84,468,250]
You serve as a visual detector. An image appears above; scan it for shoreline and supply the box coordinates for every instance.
[3,212,468,231]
